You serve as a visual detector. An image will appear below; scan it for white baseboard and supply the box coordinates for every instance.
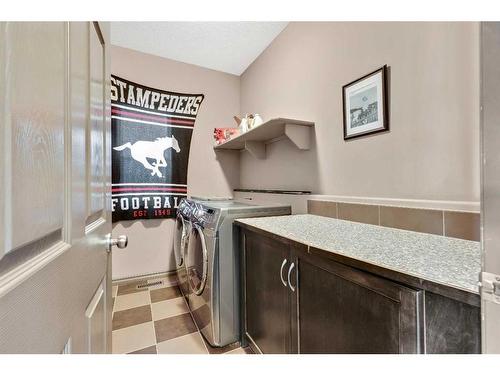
[112,270,177,285]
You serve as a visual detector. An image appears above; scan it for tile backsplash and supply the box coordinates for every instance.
[380,206,443,235]
[307,200,480,241]
[338,202,379,225]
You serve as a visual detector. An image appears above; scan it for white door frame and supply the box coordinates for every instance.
[480,21,500,354]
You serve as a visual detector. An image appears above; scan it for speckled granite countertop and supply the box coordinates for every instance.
[236,214,481,296]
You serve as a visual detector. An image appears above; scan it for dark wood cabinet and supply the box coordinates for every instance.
[242,230,422,353]
[292,250,423,353]
[424,291,481,354]
[239,225,480,354]
[243,232,291,354]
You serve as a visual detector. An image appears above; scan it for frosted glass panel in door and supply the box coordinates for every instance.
[1,22,65,251]
[88,24,104,219]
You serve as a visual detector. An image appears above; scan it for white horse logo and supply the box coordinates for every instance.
[113,135,181,178]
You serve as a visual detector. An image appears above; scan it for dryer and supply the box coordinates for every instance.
[173,199,194,299]
[174,197,232,300]
[185,200,291,347]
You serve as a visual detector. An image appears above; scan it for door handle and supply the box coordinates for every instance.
[107,234,128,252]
[288,262,296,292]
[280,259,288,287]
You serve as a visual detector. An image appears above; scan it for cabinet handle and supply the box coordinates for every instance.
[280,259,288,287]
[288,262,296,292]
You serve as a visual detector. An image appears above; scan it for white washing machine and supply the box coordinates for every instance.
[185,200,291,347]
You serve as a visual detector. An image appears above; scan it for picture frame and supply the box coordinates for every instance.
[342,65,389,140]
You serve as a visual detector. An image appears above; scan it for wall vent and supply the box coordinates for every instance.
[137,280,163,289]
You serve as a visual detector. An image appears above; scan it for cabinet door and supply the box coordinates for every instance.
[295,253,423,354]
[244,231,290,354]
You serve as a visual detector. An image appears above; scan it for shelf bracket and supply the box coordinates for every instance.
[244,141,266,159]
[284,124,311,150]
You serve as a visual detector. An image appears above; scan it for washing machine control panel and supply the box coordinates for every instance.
[192,204,218,228]
[178,199,222,229]
[177,198,194,219]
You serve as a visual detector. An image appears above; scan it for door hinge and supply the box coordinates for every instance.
[480,272,500,304]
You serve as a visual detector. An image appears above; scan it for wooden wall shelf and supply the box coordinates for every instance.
[214,118,314,159]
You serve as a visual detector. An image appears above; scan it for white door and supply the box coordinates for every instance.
[481,21,500,353]
[0,21,121,353]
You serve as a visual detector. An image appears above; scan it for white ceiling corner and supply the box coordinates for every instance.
[110,22,288,76]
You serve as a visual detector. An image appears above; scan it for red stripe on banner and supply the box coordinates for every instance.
[111,108,195,126]
[111,187,188,193]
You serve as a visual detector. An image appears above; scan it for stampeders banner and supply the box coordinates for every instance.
[111,75,204,222]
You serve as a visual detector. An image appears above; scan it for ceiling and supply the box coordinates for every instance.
[110,22,288,76]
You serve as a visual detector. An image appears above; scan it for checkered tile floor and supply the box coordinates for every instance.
[112,275,252,354]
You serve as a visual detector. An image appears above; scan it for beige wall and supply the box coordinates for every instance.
[111,46,240,279]
[112,22,481,279]
[240,22,480,203]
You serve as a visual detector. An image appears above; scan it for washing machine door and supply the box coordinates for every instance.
[173,214,186,268]
[186,225,208,296]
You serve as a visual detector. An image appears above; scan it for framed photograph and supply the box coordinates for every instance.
[343,65,389,140]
